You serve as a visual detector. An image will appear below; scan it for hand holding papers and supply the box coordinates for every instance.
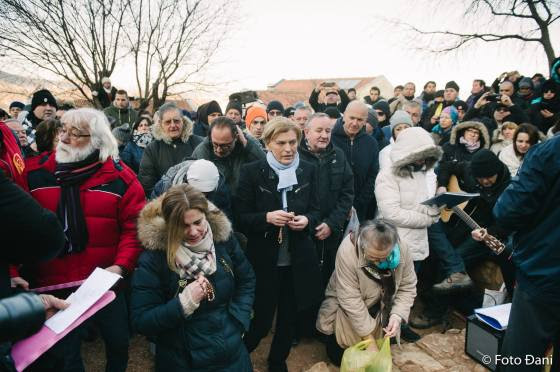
[11,268,120,371]
[45,267,121,334]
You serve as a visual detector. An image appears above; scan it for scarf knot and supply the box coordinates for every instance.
[459,136,481,153]
[55,150,102,254]
[266,151,299,210]
[175,220,217,279]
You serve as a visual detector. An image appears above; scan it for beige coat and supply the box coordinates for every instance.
[316,235,417,348]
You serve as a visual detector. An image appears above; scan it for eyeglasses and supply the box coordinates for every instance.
[59,126,91,140]
[375,111,385,116]
[496,108,510,113]
[212,139,236,151]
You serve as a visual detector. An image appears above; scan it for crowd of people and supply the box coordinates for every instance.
[1,58,560,372]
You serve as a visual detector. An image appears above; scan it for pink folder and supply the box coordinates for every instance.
[10,290,116,372]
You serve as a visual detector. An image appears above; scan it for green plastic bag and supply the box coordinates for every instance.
[340,338,392,372]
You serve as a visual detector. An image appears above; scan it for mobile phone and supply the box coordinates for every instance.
[322,82,335,87]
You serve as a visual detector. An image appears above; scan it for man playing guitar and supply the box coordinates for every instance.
[433,149,516,294]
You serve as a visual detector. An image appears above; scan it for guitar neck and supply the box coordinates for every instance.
[452,206,481,230]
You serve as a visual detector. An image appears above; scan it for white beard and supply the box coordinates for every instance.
[55,141,97,163]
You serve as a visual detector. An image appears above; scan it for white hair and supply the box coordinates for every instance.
[60,108,118,162]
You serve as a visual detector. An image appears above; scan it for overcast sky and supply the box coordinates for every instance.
[89,0,560,102]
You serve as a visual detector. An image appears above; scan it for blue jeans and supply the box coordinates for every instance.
[428,221,465,276]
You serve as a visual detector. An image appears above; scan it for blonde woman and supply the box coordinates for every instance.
[131,184,255,371]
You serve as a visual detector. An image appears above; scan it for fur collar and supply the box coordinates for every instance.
[152,115,194,145]
[391,146,443,178]
[138,196,232,252]
[449,121,490,149]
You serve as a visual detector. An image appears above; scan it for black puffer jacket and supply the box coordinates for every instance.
[138,116,203,196]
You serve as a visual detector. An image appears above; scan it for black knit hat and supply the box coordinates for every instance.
[206,100,223,116]
[284,107,295,117]
[470,149,503,178]
[31,89,57,111]
[434,90,444,98]
[9,101,25,110]
[225,100,242,115]
[266,100,284,113]
[445,81,460,92]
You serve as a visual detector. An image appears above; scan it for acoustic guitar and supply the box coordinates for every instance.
[439,175,505,255]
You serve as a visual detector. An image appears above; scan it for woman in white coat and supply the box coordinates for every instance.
[375,127,442,265]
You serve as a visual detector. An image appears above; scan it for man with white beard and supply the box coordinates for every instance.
[16,108,145,371]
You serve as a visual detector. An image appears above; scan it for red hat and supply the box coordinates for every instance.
[245,106,267,129]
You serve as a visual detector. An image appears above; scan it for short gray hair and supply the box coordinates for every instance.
[60,108,118,162]
[403,100,423,116]
[304,112,330,128]
[356,219,399,254]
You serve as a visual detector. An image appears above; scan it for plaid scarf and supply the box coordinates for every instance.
[132,132,153,149]
[55,150,102,254]
[175,220,216,279]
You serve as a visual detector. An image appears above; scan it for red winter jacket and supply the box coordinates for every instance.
[19,152,146,287]
[0,122,27,190]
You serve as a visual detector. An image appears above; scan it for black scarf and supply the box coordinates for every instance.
[55,150,103,254]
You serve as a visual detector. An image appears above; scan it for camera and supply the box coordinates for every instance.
[228,91,258,105]
[486,94,501,102]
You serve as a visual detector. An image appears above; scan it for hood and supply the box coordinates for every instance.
[372,100,390,117]
[138,195,232,252]
[196,100,222,126]
[152,113,194,145]
[449,121,490,149]
[390,127,442,178]
[551,57,560,84]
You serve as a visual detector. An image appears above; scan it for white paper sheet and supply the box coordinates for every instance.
[474,303,512,331]
[44,267,121,334]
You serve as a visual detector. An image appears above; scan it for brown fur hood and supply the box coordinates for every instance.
[449,121,490,149]
[137,196,232,251]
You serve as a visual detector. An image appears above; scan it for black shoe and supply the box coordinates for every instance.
[409,312,443,329]
[400,324,421,343]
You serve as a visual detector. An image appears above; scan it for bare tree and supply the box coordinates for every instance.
[394,0,559,68]
[0,0,129,107]
[125,0,234,110]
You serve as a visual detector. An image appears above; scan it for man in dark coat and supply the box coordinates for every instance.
[331,101,379,221]
[493,135,560,372]
[139,104,203,197]
[102,90,139,129]
[192,116,265,192]
[299,113,354,286]
[363,86,384,106]
[309,81,350,114]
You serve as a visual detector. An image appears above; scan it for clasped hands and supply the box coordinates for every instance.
[266,210,308,231]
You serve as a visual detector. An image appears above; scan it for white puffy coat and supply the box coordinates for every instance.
[375,127,442,261]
